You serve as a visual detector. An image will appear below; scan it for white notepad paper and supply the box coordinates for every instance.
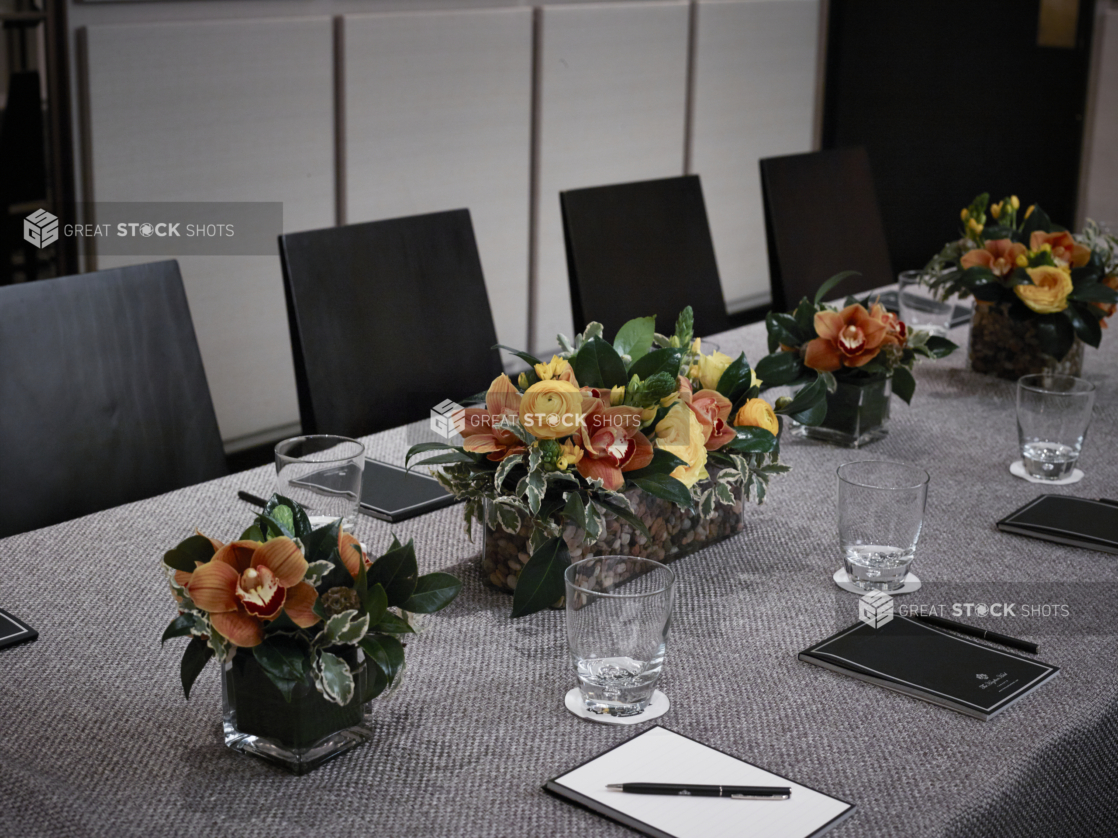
[546,726,854,838]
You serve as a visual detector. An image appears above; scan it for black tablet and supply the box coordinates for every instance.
[294,458,461,524]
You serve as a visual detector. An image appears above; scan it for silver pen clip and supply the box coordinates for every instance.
[730,793,791,800]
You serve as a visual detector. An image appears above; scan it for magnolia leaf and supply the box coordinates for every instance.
[892,366,916,404]
[572,337,628,389]
[813,271,861,306]
[623,448,687,480]
[367,540,419,607]
[161,614,197,645]
[613,316,656,362]
[510,536,570,618]
[363,582,388,625]
[315,652,355,706]
[629,474,693,508]
[360,633,405,684]
[401,572,463,613]
[563,492,587,531]
[629,347,684,380]
[163,535,217,574]
[493,344,543,368]
[754,351,804,388]
[180,636,213,700]
[372,611,415,635]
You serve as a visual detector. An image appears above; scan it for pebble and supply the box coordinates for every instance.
[970,303,1084,380]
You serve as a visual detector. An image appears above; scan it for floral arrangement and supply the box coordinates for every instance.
[755,273,957,404]
[407,308,824,617]
[161,495,461,705]
[924,194,1118,361]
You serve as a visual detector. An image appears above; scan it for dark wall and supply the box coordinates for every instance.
[823,0,1096,273]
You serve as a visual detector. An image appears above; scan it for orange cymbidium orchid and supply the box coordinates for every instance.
[960,238,1027,277]
[869,302,908,348]
[338,530,372,579]
[1029,230,1091,270]
[803,304,888,372]
[575,393,653,491]
[684,388,736,451]
[186,537,319,647]
[460,374,527,462]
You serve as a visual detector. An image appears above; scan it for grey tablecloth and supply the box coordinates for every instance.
[2,318,1117,838]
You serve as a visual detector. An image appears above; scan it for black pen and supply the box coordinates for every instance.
[914,614,1039,654]
[237,490,267,508]
[606,783,790,800]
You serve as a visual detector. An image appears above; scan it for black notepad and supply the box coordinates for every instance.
[996,495,1118,554]
[545,726,855,838]
[293,458,461,523]
[800,617,1058,720]
[0,608,38,650]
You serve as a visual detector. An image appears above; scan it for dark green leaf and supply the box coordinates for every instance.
[180,636,213,700]
[361,657,390,701]
[1066,303,1103,348]
[161,614,195,645]
[405,441,459,467]
[163,534,217,574]
[265,494,313,539]
[401,572,462,613]
[774,375,827,416]
[360,633,405,684]
[1020,204,1053,237]
[755,351,804,388]
[790,397,827,426]
[891,366,916,405]
[406,451,476,467]
[368,540,419,606]
[714,353,754,402]
[253,636,309,702]
[765,312,804,354]
[1033,313,1076,359]
[629,474,694,508]
[971,282,1010,303]
[923,336,958,359]
[572,337,629,388]
[628,347,684,380]
[612,316,656,362]
[1068,283,1118,304]
[813,270,861,306]
[372,612,415,634]
[793,298,817,334]
[363,582,388,625]
[724,426,778,453]
[622,447,687,480]
[510,537,571,618]
[562,492,587,531]
[494,344,543,368]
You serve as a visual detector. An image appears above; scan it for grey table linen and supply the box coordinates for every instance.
[2,318,1117,838]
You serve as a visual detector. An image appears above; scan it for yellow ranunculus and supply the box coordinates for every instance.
[654,404,708,489]
[733,398,779,437]
[519,379,583,439]
[1015,266,1073,314]
[694,350,734,391]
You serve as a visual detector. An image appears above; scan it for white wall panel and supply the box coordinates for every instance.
[534,1,690,353]
[83,18,335,446]
[1083,8,1118,228]
[691,0,819,311]
[343,8,533,352]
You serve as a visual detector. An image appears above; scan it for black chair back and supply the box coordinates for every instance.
[0,261,227,537]
[560,175,730,339]
[279,209,504,437]
[760,147,894,311]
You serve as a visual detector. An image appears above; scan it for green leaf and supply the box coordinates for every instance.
[510,537,571,618]
[163,534,217,574]
[613,316,656,362]
[775,375,827,416]
[494,453,524,491]
[405,441,459,468]
[790,398,827,426]
[755,351,804,388]
[401,572,462,613]
[1034,313,1076,359]
[1020,204,1053,237]
[359,634,405,684]
[316,651,355,706]
[253,636,310,702]
[572,337,629,388]
[1068,283,1118,304]
[367,540,419,606]
[180,636,213,700]
[765,311,804,353]
[363,582,388,624]
[594,497,651,539]
[891,366,916,405]
[629,474,694,508]
[922,335,958,359]
[494,344,543,368]
[1066,303,1103,348]
[239,524,264,542]
[407,451,476,467]
[161,614,196,645]
[372,612,415,635]
[622,447,687,480]
[628,347,684,380]
[724,426,777,453]
[813,270,861,306]
[714,352,754,402]
[563,492,587,531]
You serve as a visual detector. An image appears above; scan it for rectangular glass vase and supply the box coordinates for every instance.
[221,649,374,775]
[481,476,745,594]
[791,375,891,448]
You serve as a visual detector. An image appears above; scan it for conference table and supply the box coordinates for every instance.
[3,315,1117,838]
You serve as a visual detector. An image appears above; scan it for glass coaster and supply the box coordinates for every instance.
[1009,460,1084,485]
[563,687,670,725]
[833,568,921,595]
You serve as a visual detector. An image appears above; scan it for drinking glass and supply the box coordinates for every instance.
[1016,374,1096,480]
[898,270,954,336]
[565,556,675,717]
[837,460,929,592]
[275,435,365,531]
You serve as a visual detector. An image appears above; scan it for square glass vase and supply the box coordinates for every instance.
[790,375,891,449]
[481,474,745,595]
[221,647,374,775]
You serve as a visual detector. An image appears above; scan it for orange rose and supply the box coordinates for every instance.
[1029,230,1091,270]
[803,304,887,372]
[960,239,1027,277]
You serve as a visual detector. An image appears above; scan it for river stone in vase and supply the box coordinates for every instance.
[968,302,1084,380]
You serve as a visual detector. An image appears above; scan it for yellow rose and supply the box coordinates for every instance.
[519,379,583,439]
[733,398,779,437]
[1015,266,1073,314]
[654,404,708,489]
[695,350,734,391]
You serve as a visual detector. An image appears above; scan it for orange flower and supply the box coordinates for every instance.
[460,374,526,462]
[960,239,1027,277]
[733,398,779,437]
[1014,266,1073,314]
[1029,230,1090,270]
[576,393,653,491]
[1095,275,1118,327]
[803,304,887,372]
[186,538,319,647]
[869,302,907,347]
[687,389,736,451]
